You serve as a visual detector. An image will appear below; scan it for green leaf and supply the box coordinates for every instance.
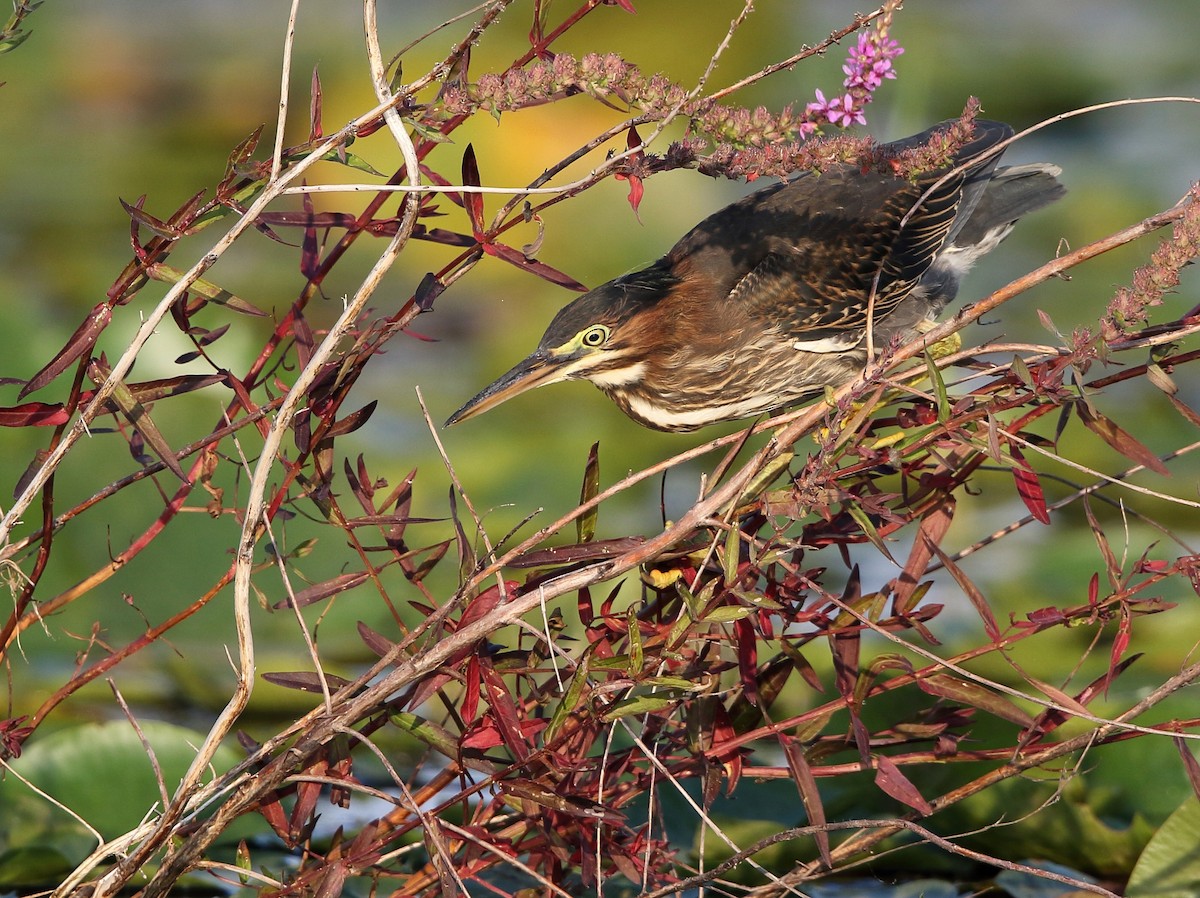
[924,351,951,421]
[389,712,461,759]
[0,30,32,54]
[641,676,699,691]
[405,116,454,144]
[627,605,643,671]
[545,657,590,744]
[589,654,632,671]
[845,502,896,564]
[0,720,251,884]
[577,441,600,543]
[148,263,265,317]
[602,695,674,720]
[320,148,385,176]
[735,449,794,505]
[702,605,754,623]
[1126,797,1200,897]
[87,359,189,482]
[721,523,740,584]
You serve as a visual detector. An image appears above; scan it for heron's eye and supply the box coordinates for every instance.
[580,325,610,348]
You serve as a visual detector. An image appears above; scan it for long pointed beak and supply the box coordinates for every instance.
[445,350,569,426]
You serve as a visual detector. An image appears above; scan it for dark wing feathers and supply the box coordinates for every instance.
[700,120,1013,344]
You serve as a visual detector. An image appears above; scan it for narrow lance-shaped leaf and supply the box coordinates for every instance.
[722,523,740,585]
[892,496,954,614]
[919,673,1034,727]
[20,302,112,398]
[1008,442,1051,525]
[1174,735,1200,798]
[481,240,589,290]
[0,402,70,428]
[273,570,372,609]
[357,621,396,657]
[1076,399,1170,475]
[735,616,758,706]
[602,694,674,721]
[845,501,896,564]
[87,359,189,483]
[300,187,320,279]
[309,65,323,141]
[577,441,600,543]
[323,401,379,439]
[1083,497,1121,588]
[317,147,385,176]
[261,670,353,693]
[924,351,950,422]
[219,125,264,194]
[148,263,266,317]
[545,654,591,745]
[479,657,528,761]
[874,754,933,816]
[460,144,485,238]
[925,536,1000,642]
[780,737,832,867]
[120,196,183,239]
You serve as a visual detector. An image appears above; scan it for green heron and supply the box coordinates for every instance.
[447,120,1064,432]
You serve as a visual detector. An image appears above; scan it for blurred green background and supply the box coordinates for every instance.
[0,0,1197,806]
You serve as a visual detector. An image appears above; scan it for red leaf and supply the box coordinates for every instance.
[614,125,646,219]
[510,536,645,569]
[258,791,291,841]
[463,655,481,723]
[735,616,758,706]
[924,538,1000,642]
[20,303,112,398]
[1076,400,1170,475]
[1110,607,1132,676]
[291,776,323,839]
[0,717,35,758]
[300,188,320,278]
[261,670,353,692]
[414,227,477,247]
[479,658,528,761]
[1009,444,1051,524]
[829,568,869,763]
[357,622,396,657]
[309,66,323,141]
[0,402,69,428]
[779,737,831,867]
[1168,394,1200,428]
[892,498,955,614]
[120,196,182,239]
[1174,735,1200,798]
[481,241,588,291]
[460,144,485,238]
[273,571,371,609]
[324,401,379,439]
[615,171,644,217]
[874,754,933,816]
[218,125,264,195]
[457,582,513,631]
[577,586,594,626]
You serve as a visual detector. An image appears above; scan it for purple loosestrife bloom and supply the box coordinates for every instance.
[804,30,903,131]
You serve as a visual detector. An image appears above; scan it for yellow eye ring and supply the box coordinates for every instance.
[580,325,610,348]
